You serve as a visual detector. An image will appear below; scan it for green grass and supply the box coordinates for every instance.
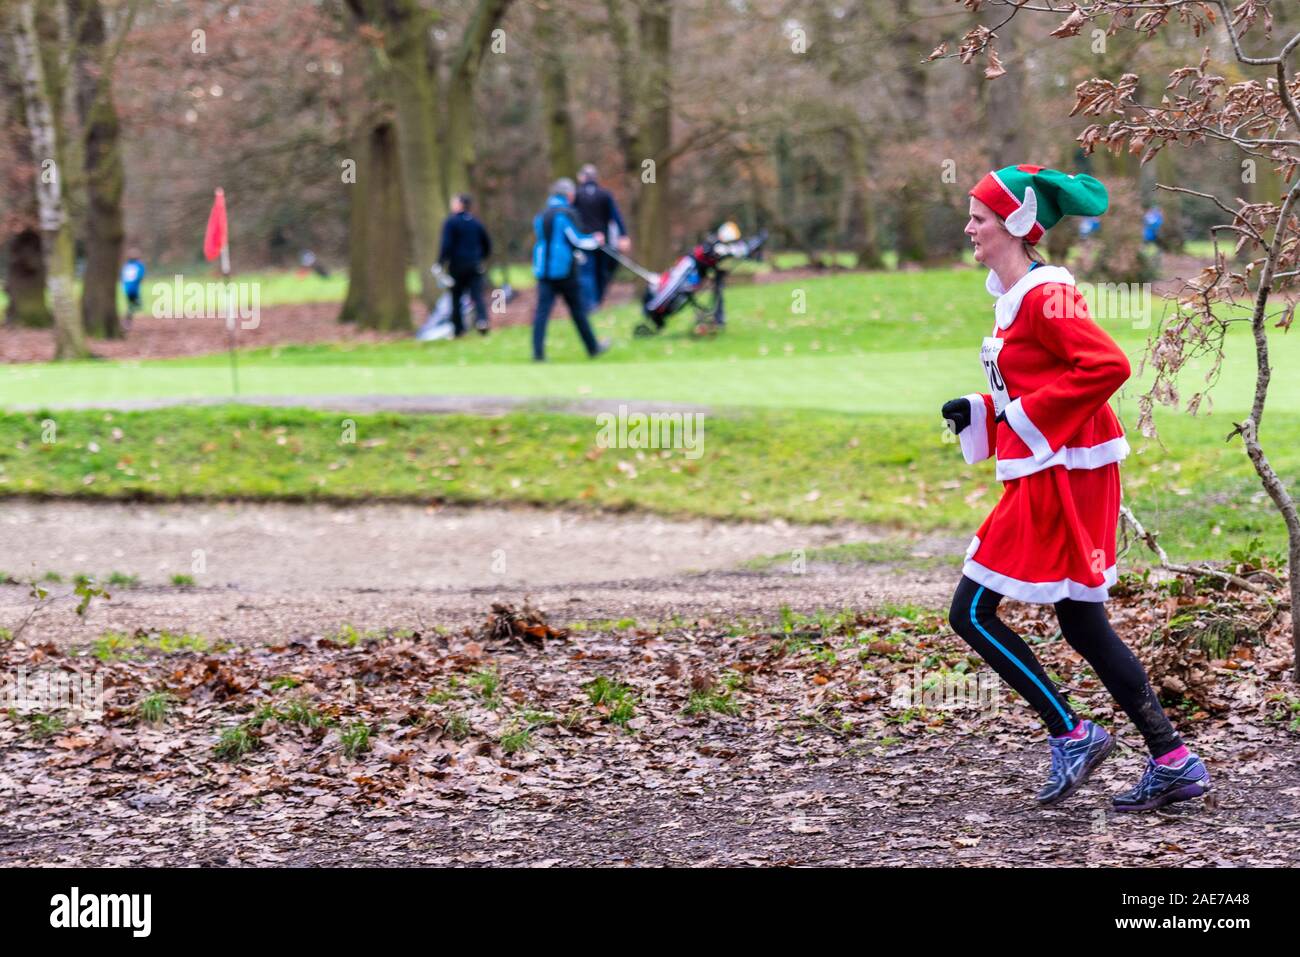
[2,265,1295,566]
[743,539,964,572]
[0,264,525,318]
[214,722,259,760]
[685,671,745,717]
[266,699,328,729]
[0,400,1294,564]
[0,254,895,320]
[90,629,215,661]
[13,266,1291,414]
[583,676,638,727]
[469,667,502,708]
[499,708,558,753]
[215,698,335,760]
[443,712,471,740]
[135,691,174,725]
[341,721,371,758]
[22,712,67,740]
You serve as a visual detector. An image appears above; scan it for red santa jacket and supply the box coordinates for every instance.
[958,265,1131,481]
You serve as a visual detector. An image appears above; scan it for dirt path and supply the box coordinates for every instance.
[0,500,960,645]
[0,498,940,593]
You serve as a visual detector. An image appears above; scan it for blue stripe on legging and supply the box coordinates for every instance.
[970,585,1074,728]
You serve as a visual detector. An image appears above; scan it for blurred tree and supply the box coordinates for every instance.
[8,0,89,358]
[0,29,54,328]
[72,0,137,339]
[534,0,576,183]
[445,0,513,197]
[607,0,674,270]
[345,0,445,311]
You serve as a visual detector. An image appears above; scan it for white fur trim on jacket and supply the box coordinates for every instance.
[962,552,1119,604]
[985,264,1075,331]
[995,434,1130,481]
[958,392,991,464]
[1003,396,1055,463]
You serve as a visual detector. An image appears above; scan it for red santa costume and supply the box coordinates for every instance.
[957,269,1131,603]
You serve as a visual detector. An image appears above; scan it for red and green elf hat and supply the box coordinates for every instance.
[969,164,1109,245]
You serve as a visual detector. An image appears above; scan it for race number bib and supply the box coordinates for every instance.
[981,336,1010,416]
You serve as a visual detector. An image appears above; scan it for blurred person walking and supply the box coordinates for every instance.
[438,193,493,336]
[531,178,610,361]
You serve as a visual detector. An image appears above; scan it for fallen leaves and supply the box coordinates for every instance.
[480,601,568,648]
[1,571,1296,866]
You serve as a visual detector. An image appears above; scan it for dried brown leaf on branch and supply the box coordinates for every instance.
[1049,5,1087,39]
[1070,73,1141,117]
[956,24,993,65]
[984,46,1006,80]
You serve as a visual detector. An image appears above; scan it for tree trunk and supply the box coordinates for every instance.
[633,0,672,271]
[842,126,884,269]
[338,118,371,325]
[73,0,125,339]
[0,30,53,328]
[357,0,444,311]
[1154,146,1184,253]
[11,0,90,359]
[979,4,1024,168]
[535,2,576,183]
[445,0,513,198]
[603,0,638,195]
[4,230,53,327]
[894,0,928,266]
[357,121,411,331]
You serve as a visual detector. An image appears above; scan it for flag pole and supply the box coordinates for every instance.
[222,241,237,396]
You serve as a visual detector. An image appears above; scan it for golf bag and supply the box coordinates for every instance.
[629,226,767,337]
[416,265,515,341]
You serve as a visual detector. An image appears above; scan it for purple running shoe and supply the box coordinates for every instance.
[1111,754,1211,812]
[1035,720,1115,806]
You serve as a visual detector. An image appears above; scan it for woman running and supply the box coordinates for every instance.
[941,164,1211,811]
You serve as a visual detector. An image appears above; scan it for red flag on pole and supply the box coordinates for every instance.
[203,187,228,263]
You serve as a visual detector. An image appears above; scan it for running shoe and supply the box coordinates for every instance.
[1111,754,1211,812]
[1035,719,1114,806]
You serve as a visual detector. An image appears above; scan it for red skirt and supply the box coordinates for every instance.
[962,463,1122,603]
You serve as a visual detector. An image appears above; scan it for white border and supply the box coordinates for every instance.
[995,434,1130,481]
[1003,396,1055,462]
[986,265,1076,330]
[963,549,1119,603]
[958,392,992,464]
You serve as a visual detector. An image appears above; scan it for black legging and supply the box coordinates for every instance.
[948,575,1181,756]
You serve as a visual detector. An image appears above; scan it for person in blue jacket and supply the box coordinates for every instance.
[1142,206,1163,244]
[120,249,146,331]
[531,178,611,362]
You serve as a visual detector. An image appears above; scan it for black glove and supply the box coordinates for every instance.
[941,397,971,435]
[995,409,1006,424]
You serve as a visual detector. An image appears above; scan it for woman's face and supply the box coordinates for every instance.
[965,196,1013,265]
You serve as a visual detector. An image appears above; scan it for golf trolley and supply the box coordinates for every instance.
[416,264,516,341]
[602,225,767,338]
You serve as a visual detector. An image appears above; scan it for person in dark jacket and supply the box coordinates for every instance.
[438,194,493,336]
[531,178,610,361]
[573,164,630,313]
